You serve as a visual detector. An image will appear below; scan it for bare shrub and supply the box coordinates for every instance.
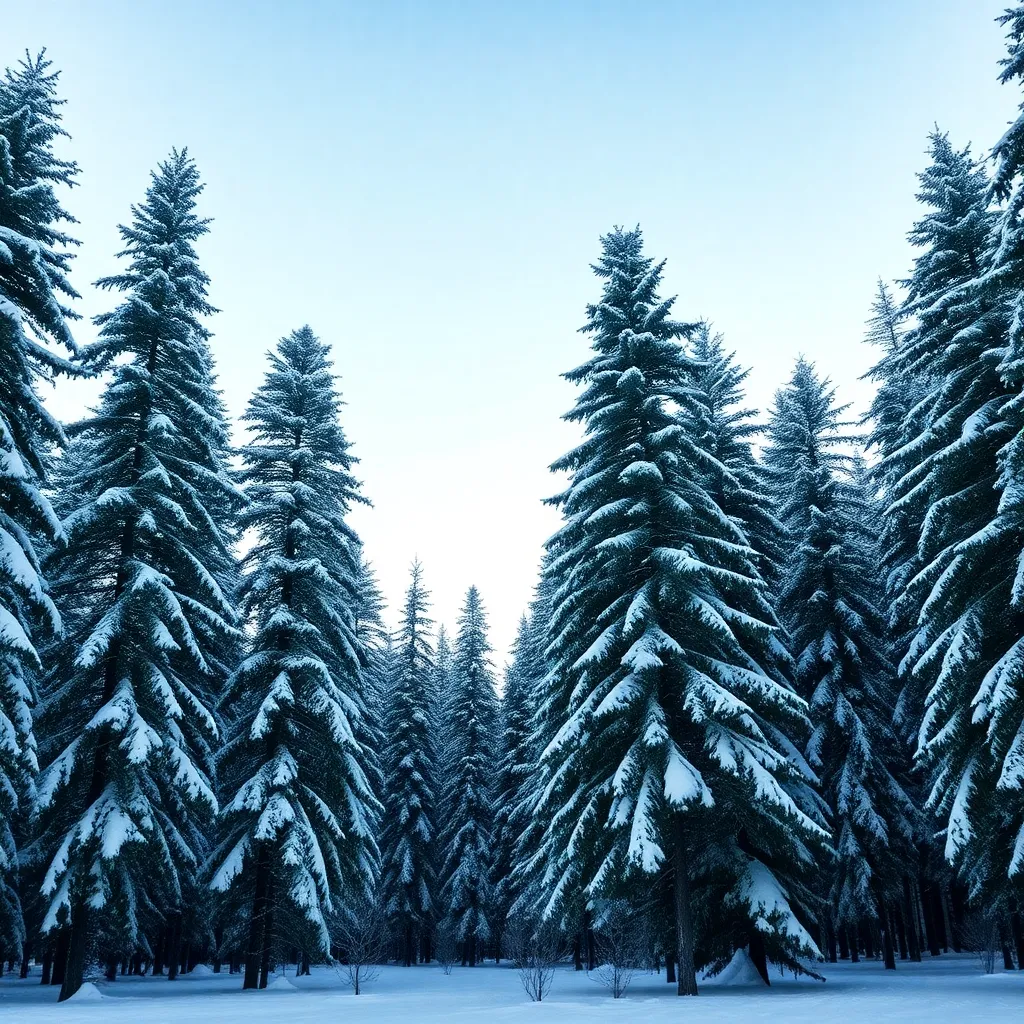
[331,895,388,994]
[960,912,999,975]
[506,917,565,1002]
[590,899,650,998]
[434,919,458,976]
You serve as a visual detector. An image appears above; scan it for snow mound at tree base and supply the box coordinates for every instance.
[190,964,214,977]
[68,982,105,1001]
[704,948,768,986]
[267,975,296,991]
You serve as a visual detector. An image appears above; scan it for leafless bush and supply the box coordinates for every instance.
[331,895,388,994]
[434,919,458,976]
[590,900,650,998]
[506,917,565,1002]
[960,912,999,974]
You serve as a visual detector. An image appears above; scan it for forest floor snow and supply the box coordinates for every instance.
[0,952,1019,1022]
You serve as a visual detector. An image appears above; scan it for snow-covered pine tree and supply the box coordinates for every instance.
[872,125,1022,901]
[490,612,539,958]
[210,326,379,988]
[764,359,918,967]
[537,227,825,995]
[438,586,498,965]
[430,625,455,843]
[379,561,438,965]
[925,5,1024,904]
[0,51,79,963]
[687,323,787,592]
[874,133,998,747]
[354,556,390,721]
[34,152,239,1000]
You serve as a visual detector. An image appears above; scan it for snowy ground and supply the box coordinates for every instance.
[0,953,1019,1022]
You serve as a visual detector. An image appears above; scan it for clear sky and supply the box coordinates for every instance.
[5,0,1017,661]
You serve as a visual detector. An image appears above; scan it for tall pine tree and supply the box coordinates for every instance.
[765,359,918,966]
[438,586,497,964]
[0,51,79,962]
[35,152,239,1000]
[537,227,825,994]
[379,561,438,965]
[210,327,379,988]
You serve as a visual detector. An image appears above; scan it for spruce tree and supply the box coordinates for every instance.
[942,6,1024,900]
[491,612,539,957]
[688,323,787,591]
[0,51,79,962]
[210,327,379,988]
[870,125,1022,900]
[379,561,438,965]
[438,586,498,964]
[538,227,825,994]
[34,152,238,1000]
[765,359,918,965]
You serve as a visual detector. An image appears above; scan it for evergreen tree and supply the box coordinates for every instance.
[0,50,79,961]
[688,323,787,591]
[537,227,825,995]
[940,5,1024,902]
[34,152,239,1000]
[431,625,455,838]
[379,561,438,965]
[873,134,998,744]
[438,586,498,964]
[765,359,917,963]
[210,327,379,988]
[491,612,539,956]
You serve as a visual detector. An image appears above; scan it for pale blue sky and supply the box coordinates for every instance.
[6,0,1015,658]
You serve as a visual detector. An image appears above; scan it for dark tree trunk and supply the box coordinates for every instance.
[848,927,860,963]
[572,933,582,971]
[50,930,68,985]
[878,903,896,970]
[748,929,770,985]
[403,924,414,967]
[19,941,30,979]
[672,816,698,996]
[666,951,676,983]
[1011,913,1024,969]
[258,894,274,990]
[1001,922,1015,971]
[922,884,940,955]
[862,920,874,961]
[244,848,272,989]
[167,912,183,980]
[58,902,89,1002]
[837,927,849,960]
[585,925,596,972]
[41,945,53,985]
[825,921,838,963]
[902,877,921,962]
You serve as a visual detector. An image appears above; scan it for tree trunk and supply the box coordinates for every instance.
[58,902,89,1002]
[167,911,182,980]
[1011,912,1024,969]
[848,927,859,963]
[902,877,921,962]
[666,951,676,983]
[922,884,940,955]
[940,889,953,952]
[825,921,838,963]
[748,929,770,985]
[878,902,896,970]
[243,848,272,989]
[572,933,582,971]
[672,816,698,996]
[41,945,52,985]
[837,927,849,961]
[258,892,274,990]
[19,941,30,979]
